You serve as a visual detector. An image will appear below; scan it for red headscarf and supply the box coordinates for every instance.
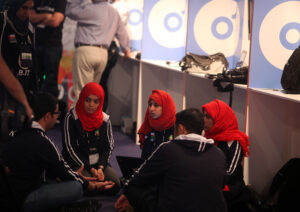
[75,82,104,131]
[202,99,250,156]
[138,90,176,148]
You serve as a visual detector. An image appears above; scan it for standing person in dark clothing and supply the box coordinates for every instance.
[202,99,250,212]
[115,108,227,212]
[29,0,66,98]
[0,0,36,141]
[138,89,176,159]
[62,82,121,195]
[99,40,119,112]
[2,92,115,212]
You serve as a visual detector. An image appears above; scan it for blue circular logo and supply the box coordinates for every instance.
[211,17,233,40]
[164,13,182,32]
[128,9,142,26]
[280,22,300,50]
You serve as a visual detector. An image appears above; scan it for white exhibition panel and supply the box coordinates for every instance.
[126,0,143,51]
[185,73,247,132]
[249,0,300,89]
[106,57,139,125]
[248,89,300,195]
[187,0,248,68]
[141,0,188,61]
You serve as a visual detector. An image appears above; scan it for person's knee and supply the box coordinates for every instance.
[73,181,84,198]
[66,181,83,200]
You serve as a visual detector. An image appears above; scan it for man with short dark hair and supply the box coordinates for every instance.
[2,92,114,211]
[115,108,228,212]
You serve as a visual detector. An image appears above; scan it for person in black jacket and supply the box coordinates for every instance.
[62,82,121,195]
[0,0,37,141]
[29,0,66,98]
[202,99,250,212]
[138,89,176,159]
[2,92,114,212]
[115,108,228,212]
[0,0,37,97]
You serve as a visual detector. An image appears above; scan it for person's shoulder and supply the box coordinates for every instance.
[29,127,46,137]
[11,127,42,144]
[105,2,121,15]
[34,129,56,146]
[16,126,38,134]
[67,108,77,120]
[210,144,226,161]
[155,140,173,152]
[65,110,83,131]
[102,112,110,123]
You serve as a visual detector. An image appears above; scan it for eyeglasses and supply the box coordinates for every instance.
[20,6,34,11]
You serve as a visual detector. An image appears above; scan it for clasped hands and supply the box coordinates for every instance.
[77,165,114,191]
[90,166,104,181]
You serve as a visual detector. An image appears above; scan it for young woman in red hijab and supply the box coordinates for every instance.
[138,89,176,159]
[62,82,120,195]
[202,99,250,212]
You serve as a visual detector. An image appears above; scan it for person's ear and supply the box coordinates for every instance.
[178,124,187,135]
[43,112,52,121]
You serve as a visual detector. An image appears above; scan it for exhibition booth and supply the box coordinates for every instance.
[58,0,300,196]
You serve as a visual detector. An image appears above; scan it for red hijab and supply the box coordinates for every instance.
[75,82,104,131]
[202,99,250,156]
[138,90,176,147]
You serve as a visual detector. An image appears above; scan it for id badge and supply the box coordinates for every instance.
[89,153,99,165]
[37,24,45,28]
[19,45,32,68]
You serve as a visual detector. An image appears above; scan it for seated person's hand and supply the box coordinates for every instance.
[88,181,114,191]
[124,48,131,58]
[76,165,97,181]
[115,194,130,212]
[90,167,104,181]
[25,105,33,121]
[96,167,105,181]
[93,181,115,191]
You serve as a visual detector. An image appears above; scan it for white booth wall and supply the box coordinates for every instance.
[106,57,139,126]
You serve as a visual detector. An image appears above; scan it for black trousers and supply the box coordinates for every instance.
[100,41,119,112]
